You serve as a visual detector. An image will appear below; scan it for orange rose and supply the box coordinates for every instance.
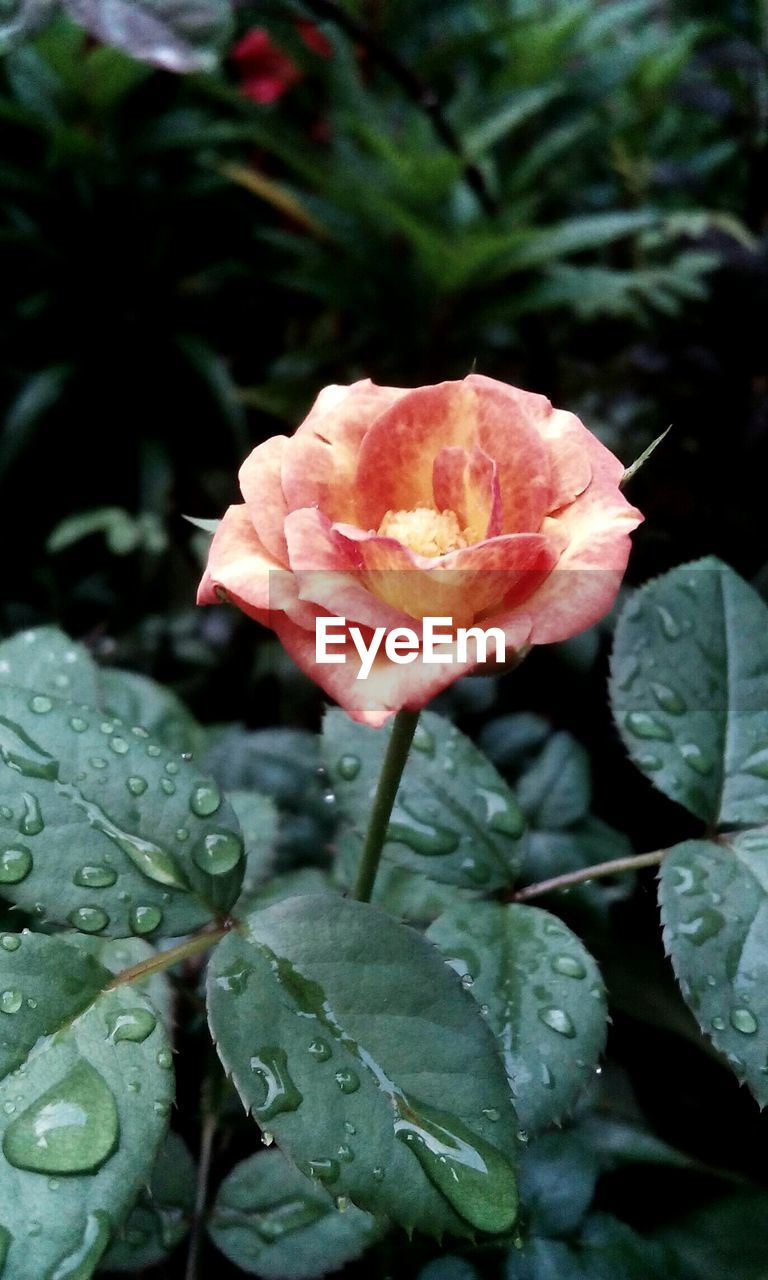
[198,376,642,725]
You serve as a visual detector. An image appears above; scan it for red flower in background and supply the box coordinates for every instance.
[232,29,302,105]
[231,24,333,105]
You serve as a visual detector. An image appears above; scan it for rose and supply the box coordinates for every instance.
[198,375,643,725]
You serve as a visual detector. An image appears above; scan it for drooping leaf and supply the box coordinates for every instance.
[427,904,607,1131]
[101,1131,195,1271]
[659,835,768,1104]
[610,558,768,826]
[322,710,525,891]
[207,895,520,1238]
[62,0,233,73]
[209,1149,378,1279]
[0,932,173,1279]
[508,1214,681,1279]
[0,626,100,705]
[0,685,243,935]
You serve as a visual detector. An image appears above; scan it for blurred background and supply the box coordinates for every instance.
[1,2,767,1273]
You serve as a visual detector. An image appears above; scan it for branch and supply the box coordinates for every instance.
[508,849,667,903]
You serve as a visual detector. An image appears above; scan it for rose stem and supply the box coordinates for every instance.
[353,708,421,903]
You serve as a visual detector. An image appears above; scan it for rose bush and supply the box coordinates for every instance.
[199,375,642,724]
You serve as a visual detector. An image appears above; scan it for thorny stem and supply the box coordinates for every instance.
[508,849,667,903]
[296,0,498,215]
[107,925,230,988]
[354,708,421,902]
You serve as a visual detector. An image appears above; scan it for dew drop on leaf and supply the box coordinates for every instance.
[0,989,23,1014]
[2,1062,119,1174]
[189,782,222,817]
[249,1048,303,1120]
[307,1038,331,1062]
[0,935,20,951]
[0,846,32,884]
[193,831,243,876]
[68,906,110,934]
[730,1008,758,1035]
[73,865,118,889]
[537,1007,576,1038]
[130,905,163,935]
[334,1068,360,1094]
[29,696,53,715]
[300,1157,340,1184]
[50,1210,112,1279]
[551,955,587,980]
[126,776,148,796]
[337,755,361,781]
[19,793,44,836]
[624,712,673,742]
[107,1008,157,1044]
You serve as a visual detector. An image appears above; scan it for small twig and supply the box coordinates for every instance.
[297,0,497,215]
[508,849,667,903]
[185,1111,218,1280]
[107,925,229,988]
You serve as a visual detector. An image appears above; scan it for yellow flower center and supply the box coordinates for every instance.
[377,506,468,557]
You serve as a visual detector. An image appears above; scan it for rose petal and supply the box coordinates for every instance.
[197,505,284,612]
[239,434,290,562]
[281,380,408,524]
[432,444,502,540]
[537,409,593,512]
[355,379,551,533]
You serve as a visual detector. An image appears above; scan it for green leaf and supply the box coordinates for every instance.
[0,626,100,705]
[101,1131,195,1271]
[62,0,233,73]
[322,710,525,890]
[516,733,591,830]
[419,1261,480,1280]
[610,558,768,826]
[621,426,671,489]
[101,668,205,757]
[427,904,607,1131]
[207,896,520,1238]
[0,685,243,936]
[658,1190,768,1280]
[248,868,339,913]
[209,1149,378,1279]
[518,1129,599,1238]
[0,932,173,1279]
[464,86,561,157]
[659,835,768,1104]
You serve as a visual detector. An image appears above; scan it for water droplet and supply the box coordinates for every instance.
[0,845,32,884]
[1,935,20,951]
[127,776,148,796]
[344,1121,356,1135]
[189,782,222,817]
[153,1100,169,1116]
[48,1210,112,1279]
[552,955,587,980]
[0,805,11,819]
[249,1048,303,1119]
[651,682,687,715]
[336,1195,350,1212]
[731,1008,758,1035]
[29,695,53,715]
[478,788,525,838]
[160,778,175,796]
[481,1107,500,1122]
[300,1158,339,1183]
[334,1069,360,1094]
[387,801,459,856]
[2,1062,119,1174]
[175,827,189,842]
[68,906,110,934]
[193,830,243,877]
[19,793,44,837]
[337,755,361,781]
[372,1165,384,1181]
[537,1007,576,1038]
[308,1038,331,1062]
[625,712,673,742]
[336,1143,354,1162]
[412,724,435,754]
[157,1049,173,1070]
[99,722,114,736]
[540,1063,555,1090]
[678,908,724,945]
[130,904,163,936]
[70,717,88,733]
[261,1130,274,1147]
[146,745,161,758]
[165,761,179,776]
[516,1129,529,1144]
[680,742,713,776]
[395,1096,518,1234]
[637,752,663,771]
[109,737,129,756]
[656,605,681,640]
[0,989,23,1014]
[461,973,474,989]
[107,1008,157,1044]
[90,757,108,771]
[55,782,190,891]
[74,865,117,889]
[712,1016,726,1031]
